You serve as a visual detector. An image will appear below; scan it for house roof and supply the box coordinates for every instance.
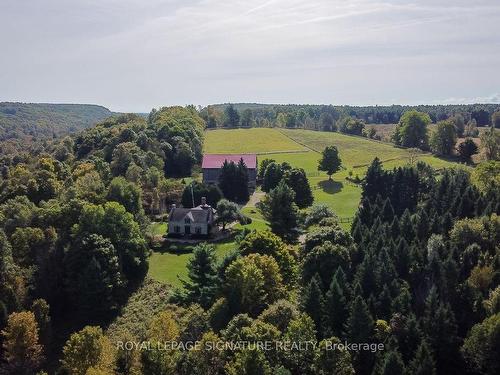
[169,207,215,223]
[202,154,257,169]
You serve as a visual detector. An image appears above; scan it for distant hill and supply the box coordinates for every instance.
[0,102,114,142]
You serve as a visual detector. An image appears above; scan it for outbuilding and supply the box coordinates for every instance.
[202,153,257,188]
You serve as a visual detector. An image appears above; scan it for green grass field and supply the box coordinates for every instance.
[149,222,167,236]
[148,127,462,285]
[204,128,306,154]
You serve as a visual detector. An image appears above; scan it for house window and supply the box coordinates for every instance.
[195,227,202,234]
[184,218,191,224]
[174,226,180,233]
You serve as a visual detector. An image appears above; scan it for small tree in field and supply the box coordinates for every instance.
[318,146,342,180]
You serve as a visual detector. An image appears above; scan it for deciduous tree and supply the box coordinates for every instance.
[1,311,44,374]
[318,146,342,180]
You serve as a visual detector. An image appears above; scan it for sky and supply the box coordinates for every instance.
[1,0,500,112]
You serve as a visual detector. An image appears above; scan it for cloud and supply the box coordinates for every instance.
[0,0,500,111]
[439,93,500,105]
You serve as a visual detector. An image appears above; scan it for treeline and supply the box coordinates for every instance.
[201,102,500,130]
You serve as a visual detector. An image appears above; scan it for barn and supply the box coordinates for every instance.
[202,154,257,188]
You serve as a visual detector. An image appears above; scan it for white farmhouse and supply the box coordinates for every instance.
[167,197,216,237]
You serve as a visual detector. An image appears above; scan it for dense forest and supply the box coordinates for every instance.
[0,103,114,154]
[0,104,499,375]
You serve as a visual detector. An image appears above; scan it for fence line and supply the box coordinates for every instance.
[339,217,354,223]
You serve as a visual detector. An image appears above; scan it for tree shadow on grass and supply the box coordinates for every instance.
[318,179,343,195]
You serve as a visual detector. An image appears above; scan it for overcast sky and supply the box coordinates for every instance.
[1,0,500,112]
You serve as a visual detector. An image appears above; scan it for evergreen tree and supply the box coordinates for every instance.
[346,296,375,375]
[409,341,436,375]
[258,158,275,179]
[381,199,394,222]
[224,104,240,127]
[391,287,412,316]
[302,275,324,335]
[236,158,250,202]
[217,160,234,199]
[357,198,374,227]
[457,138,478,162]
[257,181,299,242]
[390,217,400,239]
[415,209,429,242]
[362,158,386,201]
[376,351,405,375]
[425,302,460,374]
[262,162,285,192]
[323,276,348,337]
[399,314,422,363]
[181,243,219,309]
[394,238,410,278]
[457,186,476,218]
[399,209,415,243]
[284,168,314,208]
[346,296,374,343]
[375,285,393,320]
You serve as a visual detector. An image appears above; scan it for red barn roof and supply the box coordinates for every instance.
[202,154,257,169]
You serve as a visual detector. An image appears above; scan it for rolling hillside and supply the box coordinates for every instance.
[0,102,113,142]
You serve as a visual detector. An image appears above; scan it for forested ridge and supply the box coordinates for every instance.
[0,104,499,374]
[0,102,114,154]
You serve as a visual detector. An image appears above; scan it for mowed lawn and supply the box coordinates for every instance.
[204,128,306,154]
[148,239,238,287]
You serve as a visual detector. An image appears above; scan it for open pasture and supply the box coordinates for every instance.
[204,128,307,154]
